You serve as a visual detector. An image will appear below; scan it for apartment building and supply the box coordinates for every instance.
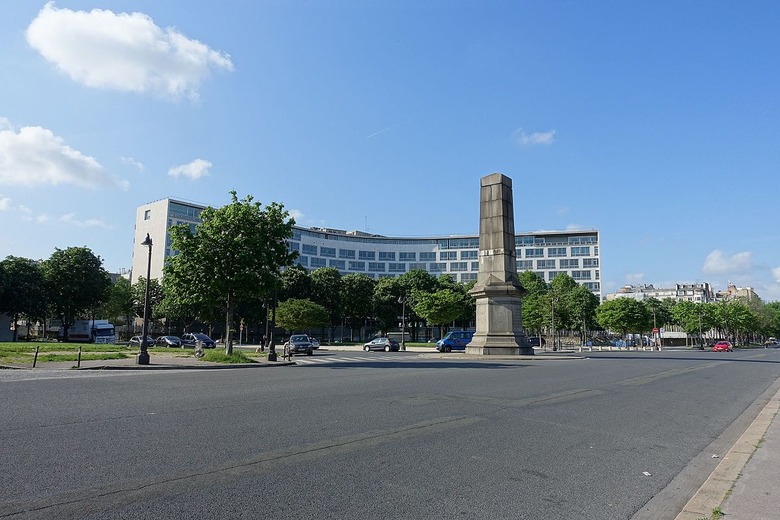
[131,198,602,297]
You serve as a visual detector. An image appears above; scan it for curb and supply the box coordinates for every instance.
[674,385,780,520]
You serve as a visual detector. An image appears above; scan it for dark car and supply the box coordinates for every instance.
[155,335,182,348]
[181,333,216,349]
[285,334,314,356]
[364,337,400,352]
[527,336,546,347]
[129,335,153,347]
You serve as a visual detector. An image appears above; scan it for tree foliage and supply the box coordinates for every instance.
[0,256,47,339]
[163,192,296,354]
[41,247,111,340]
[275,298,329,332]
[596,298,650,339]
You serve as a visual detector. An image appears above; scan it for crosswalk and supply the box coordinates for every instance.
[292,354,403,366]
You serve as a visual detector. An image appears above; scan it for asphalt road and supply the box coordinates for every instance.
[2,348,780,519]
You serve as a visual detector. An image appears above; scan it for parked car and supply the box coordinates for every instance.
[129,335,153,347]
[181,333,216,349]
[285,334,314,356]
[364,337,400,352]
[309,337,320,349]
[155,335,182,348]
[527,336,546,347]
[436,330,475,352]
[713,341,733,352]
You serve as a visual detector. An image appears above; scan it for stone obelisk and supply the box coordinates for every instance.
[465,173,534,356]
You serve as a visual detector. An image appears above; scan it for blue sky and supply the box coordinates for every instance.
[1,1,779,299]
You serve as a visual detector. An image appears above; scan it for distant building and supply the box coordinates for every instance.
[131,197,603,297]
[605,282,715,303]
[716,283,759,302]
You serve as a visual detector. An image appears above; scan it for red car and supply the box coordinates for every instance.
[713,341,733,352]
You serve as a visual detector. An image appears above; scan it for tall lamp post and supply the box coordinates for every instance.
[137,233,153,365]
[398,295,407,351]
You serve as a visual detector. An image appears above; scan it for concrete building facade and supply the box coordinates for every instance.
[131,198,602,297]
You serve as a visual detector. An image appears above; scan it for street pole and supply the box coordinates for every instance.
[399,295,406,351]
[138,233,152,365]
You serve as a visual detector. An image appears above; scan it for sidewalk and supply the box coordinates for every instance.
[675,383,780,520]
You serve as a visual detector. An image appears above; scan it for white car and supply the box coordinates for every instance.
[309,337,320,349]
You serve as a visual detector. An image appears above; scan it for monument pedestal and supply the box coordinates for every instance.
[466,282,534,356]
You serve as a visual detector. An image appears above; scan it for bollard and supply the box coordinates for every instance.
[33,345,40,368]
[77,346,82,368]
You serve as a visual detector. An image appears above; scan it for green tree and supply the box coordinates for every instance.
[412,288,465,337]
[373,277,403,333]
[340,274,376,340]
[100,277,134,338]
[0,256,47,341]
[41,247,111,341]
[280,264,312,301]
[131,277,165,320]
[397,269,439,341]
[518,270,548,338]
[163,192,296,354]
[569,284,600,345]
[596,298,650,345]
[275,298,329,332]
[310,267,343,335]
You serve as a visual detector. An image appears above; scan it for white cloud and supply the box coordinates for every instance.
[288,209,304,222]
[0,196,10,210]
[772,267,780,283]
[515,129,556,146]
[0,118,12,131]
[168,158,212,180]
[26,3,234,101]
[0,123,128,190]
[702,249,753,275]
[36,214,49,223]
[59,212,109,228]
[121,156,145,171]
[625,273,645,284]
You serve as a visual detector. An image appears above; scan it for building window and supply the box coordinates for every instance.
[440,251,457,261]
[429,262,446,272]
[572,270,592,280]
[320,247,336,258]
[389,263,406,273]
[359,250,376,261]
[471,261,479,271]
[297,256,308,267]
[583,258,599,268]
[311,257,326,268]
[348,261,365,271]
[585,282,601,292]
[461,273,477,282]
[399,252,416,261]
[560,259,579,269]
[379,251,396,261]
[302,244,318,255]
[571,246,591,257]
[450,262,468,272]
[368,262,386,272]
[537,260,556,269]
[339,249,355,259]
[547,247,566,257]
[460,250,478,260]
[548,271,566,281]
[517,260,533,271]
[409,262,427,270]
[288,242,300,252]
[526,248,544,258]
[144,209,151,220]
[420,252,436,261]
[329,259,346,270]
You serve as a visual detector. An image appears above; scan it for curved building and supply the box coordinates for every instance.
[132,198,601,297]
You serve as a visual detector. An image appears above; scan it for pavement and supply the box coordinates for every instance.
[3,345,780,519]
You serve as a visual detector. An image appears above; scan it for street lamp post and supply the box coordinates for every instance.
[138,233,153,365]
[398,296,407,351]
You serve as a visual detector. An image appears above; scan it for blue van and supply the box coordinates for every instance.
[436,330,475,352]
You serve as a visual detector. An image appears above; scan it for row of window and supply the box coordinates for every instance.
[289,243,597,261]
[295,255,600,279]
